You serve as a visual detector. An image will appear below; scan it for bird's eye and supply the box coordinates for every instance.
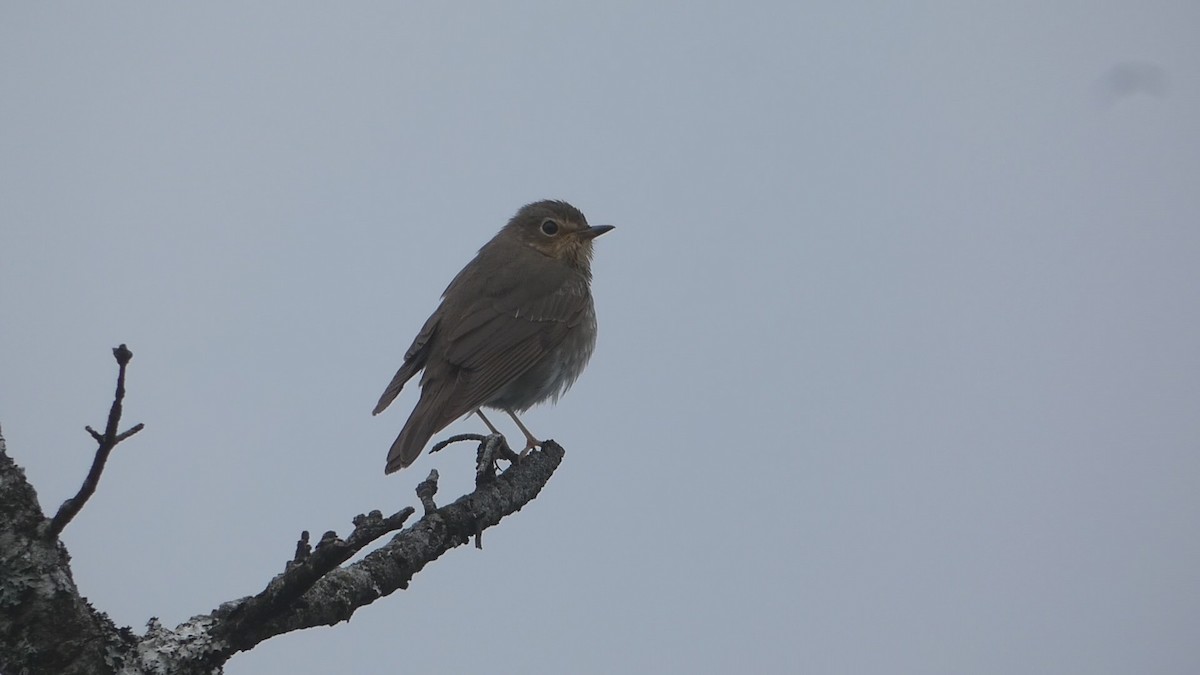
[540,219,559,236]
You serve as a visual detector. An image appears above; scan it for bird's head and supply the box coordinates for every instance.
[503,200,614,272]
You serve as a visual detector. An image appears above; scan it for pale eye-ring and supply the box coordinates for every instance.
[540,219,559,236]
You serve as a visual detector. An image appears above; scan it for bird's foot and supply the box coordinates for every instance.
[501,408,542,458]
[474,433,522,487]
[517,437,542,458]
[484,433,521,465]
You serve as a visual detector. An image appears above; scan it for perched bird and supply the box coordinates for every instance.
[373,200,613,473]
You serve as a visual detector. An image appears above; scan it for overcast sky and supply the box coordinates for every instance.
[2,3,1198,674]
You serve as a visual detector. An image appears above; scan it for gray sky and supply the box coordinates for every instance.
[3,3,1199,673]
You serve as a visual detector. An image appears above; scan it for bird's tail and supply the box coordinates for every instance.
[385,389,450,473]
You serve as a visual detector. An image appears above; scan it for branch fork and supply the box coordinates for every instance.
[47,344,145,538]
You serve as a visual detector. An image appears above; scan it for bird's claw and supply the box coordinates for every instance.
[517,439,542,459]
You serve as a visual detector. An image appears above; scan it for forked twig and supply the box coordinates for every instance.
[48,344,144,537]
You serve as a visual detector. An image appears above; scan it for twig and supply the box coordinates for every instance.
[48,344,144,538]
[427,432,520,490]
[220,507,415,632]
[292,530,312,564]
[475,434,519,486]
[428,433,488,454]
[416,470,439,515]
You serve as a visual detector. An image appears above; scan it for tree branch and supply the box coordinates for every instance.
[48,344,144,538]
[218,507,416,635]
[207,441,564,657]
[1,344,567,674]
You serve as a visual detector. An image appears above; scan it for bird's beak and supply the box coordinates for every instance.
[580,224,615,239]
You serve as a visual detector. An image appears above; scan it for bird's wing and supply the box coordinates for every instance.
[372,310,440,415]
[435,283,589,421]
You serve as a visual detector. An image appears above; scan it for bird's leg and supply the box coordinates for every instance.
[462,411,517,473]
[473,408,502,436]
[503,408,542,456]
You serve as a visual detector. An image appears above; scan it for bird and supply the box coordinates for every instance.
[372,200,613,473]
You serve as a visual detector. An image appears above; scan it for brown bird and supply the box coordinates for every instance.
[373,200,613,473]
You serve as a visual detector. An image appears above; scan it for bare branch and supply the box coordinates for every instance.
[429,433,489,454]
[207,440,565,658]
[475,434,519,486]
[48,345,145,538]
[214,507,415,639]
[293,530,312,563]
[48,344,144,538]
[416,469,440,514]
[428,432,520,489]
[114,423,145,443]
